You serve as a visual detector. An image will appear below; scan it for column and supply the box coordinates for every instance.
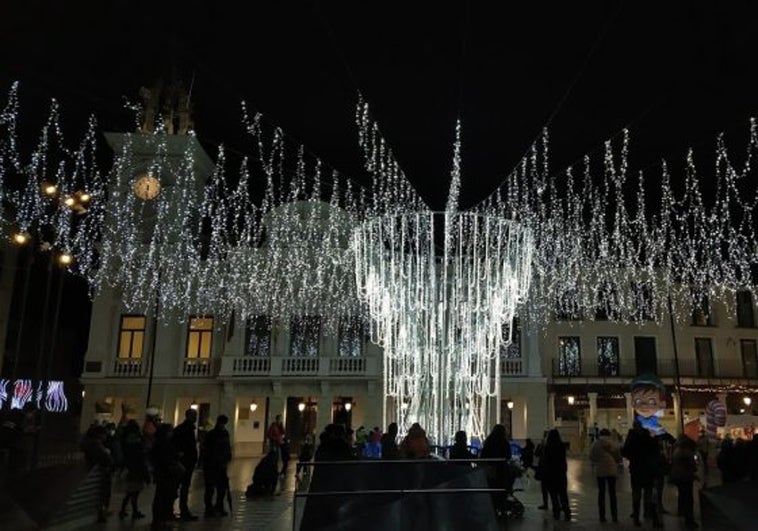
[625,392,635,429]
[588,392,598,429]
[219,382,236,443]
[511,397,527,440]
[548,392,556,429]
[672,391,682,432]
[317,382,332,434]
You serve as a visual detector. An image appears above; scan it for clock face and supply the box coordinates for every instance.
[134,175,161,200]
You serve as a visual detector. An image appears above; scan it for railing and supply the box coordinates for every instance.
[500,358,525,376]
[282,357,319,375]
[232,356,271,375]
[111,358,144,377]
[551,357,753,379]
[220,356,376,377]
[182,357,216,377]
[329,357,366,375]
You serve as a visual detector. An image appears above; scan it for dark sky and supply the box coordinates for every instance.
[2,1,758,380]
[3,1,758,209]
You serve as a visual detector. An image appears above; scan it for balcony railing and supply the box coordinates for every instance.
[220,356,377,377]
[232,356,271,375]
[500,358,526,376]
[329,357,366,375]
[111,358,144,377]
[182,357,217,377]
[551,357,753,379]
[282,357,320,375]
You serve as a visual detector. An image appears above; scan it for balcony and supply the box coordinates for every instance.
[182,357,218,377]
[111,358,144,377]
[500,358,526,376]
[551,357,752,380]
[219,356,374,378]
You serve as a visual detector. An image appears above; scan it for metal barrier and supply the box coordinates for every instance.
[292,458,508,531]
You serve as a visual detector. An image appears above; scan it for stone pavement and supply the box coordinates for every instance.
[84,455,715,531]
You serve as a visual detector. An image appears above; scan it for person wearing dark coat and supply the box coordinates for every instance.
[172,408,199,520]
[622,421,662,527]
[314,424,354,462]
[81,424,115,523]
[449,430,474,462]
[119,420,149,520]
[202,415,232,518]
[670,435,699,529]
[480,424,513,516]
[542,429,570,521]
[534,431,550,510]
[380,422,400,460]
[521,438,535,471]
[151,424,184,530]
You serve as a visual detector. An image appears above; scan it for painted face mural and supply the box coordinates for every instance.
[631,373,667,436]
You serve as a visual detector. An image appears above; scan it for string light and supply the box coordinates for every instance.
[2,84,758,441]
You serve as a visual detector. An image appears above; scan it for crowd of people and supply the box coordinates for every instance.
[79,408,232,530]
[63,411,758,529]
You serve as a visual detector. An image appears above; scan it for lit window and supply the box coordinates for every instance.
[245,315,271,356]
[338,317,364,357]
[290,316,320,358]
[117,315,146,359]
[187,316,214,358]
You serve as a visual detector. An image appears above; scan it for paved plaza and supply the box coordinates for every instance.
[85,456,714,531]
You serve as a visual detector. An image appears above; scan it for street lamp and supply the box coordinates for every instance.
[250,402,258,412]
[506,400,514,410]
[567,395,575,405]
[744,397,752,407]
[344,401,352,412]
[298,401,306,412]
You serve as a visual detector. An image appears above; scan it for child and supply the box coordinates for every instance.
[297,433,315,477]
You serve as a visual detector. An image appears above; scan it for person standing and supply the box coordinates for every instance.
[380,422,400,459]
[520,438,535,473]
[173,408,199,521]
[119,420,149,520]
[670,435,699,529]
[203,415,232,518]
[449,430,474,461]
[534,431,550,511]
[590,428,622,522]
[480,424,512,518]
[697,430,710,479]
[267,414,285,458]
[542,429,570,521]
[151,424,184,530]
[622,421,661,527]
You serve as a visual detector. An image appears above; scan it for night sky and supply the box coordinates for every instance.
[2,1,758,379]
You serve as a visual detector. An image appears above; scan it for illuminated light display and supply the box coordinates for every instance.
[2,379,70,413]
[2,84,758,439]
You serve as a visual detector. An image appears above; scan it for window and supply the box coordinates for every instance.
[597,336,620,376]
[244,315,271,356]
[691,295,712,326]
[555,289,582,321]
[694,338,714,377]
[631,282,655,321]
[187,316,214,358]
[634,336,657,375]
[117,315,146,359]
[290,316,320,357]
[558,336,581,376]
[595,282,619,321]
[338,317,364,357]
[736,291,755,328]
[742,339,758,378]
[500,317,521,359]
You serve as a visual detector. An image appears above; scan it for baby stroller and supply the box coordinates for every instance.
[486,459,525,519]
[245,450,278,498]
